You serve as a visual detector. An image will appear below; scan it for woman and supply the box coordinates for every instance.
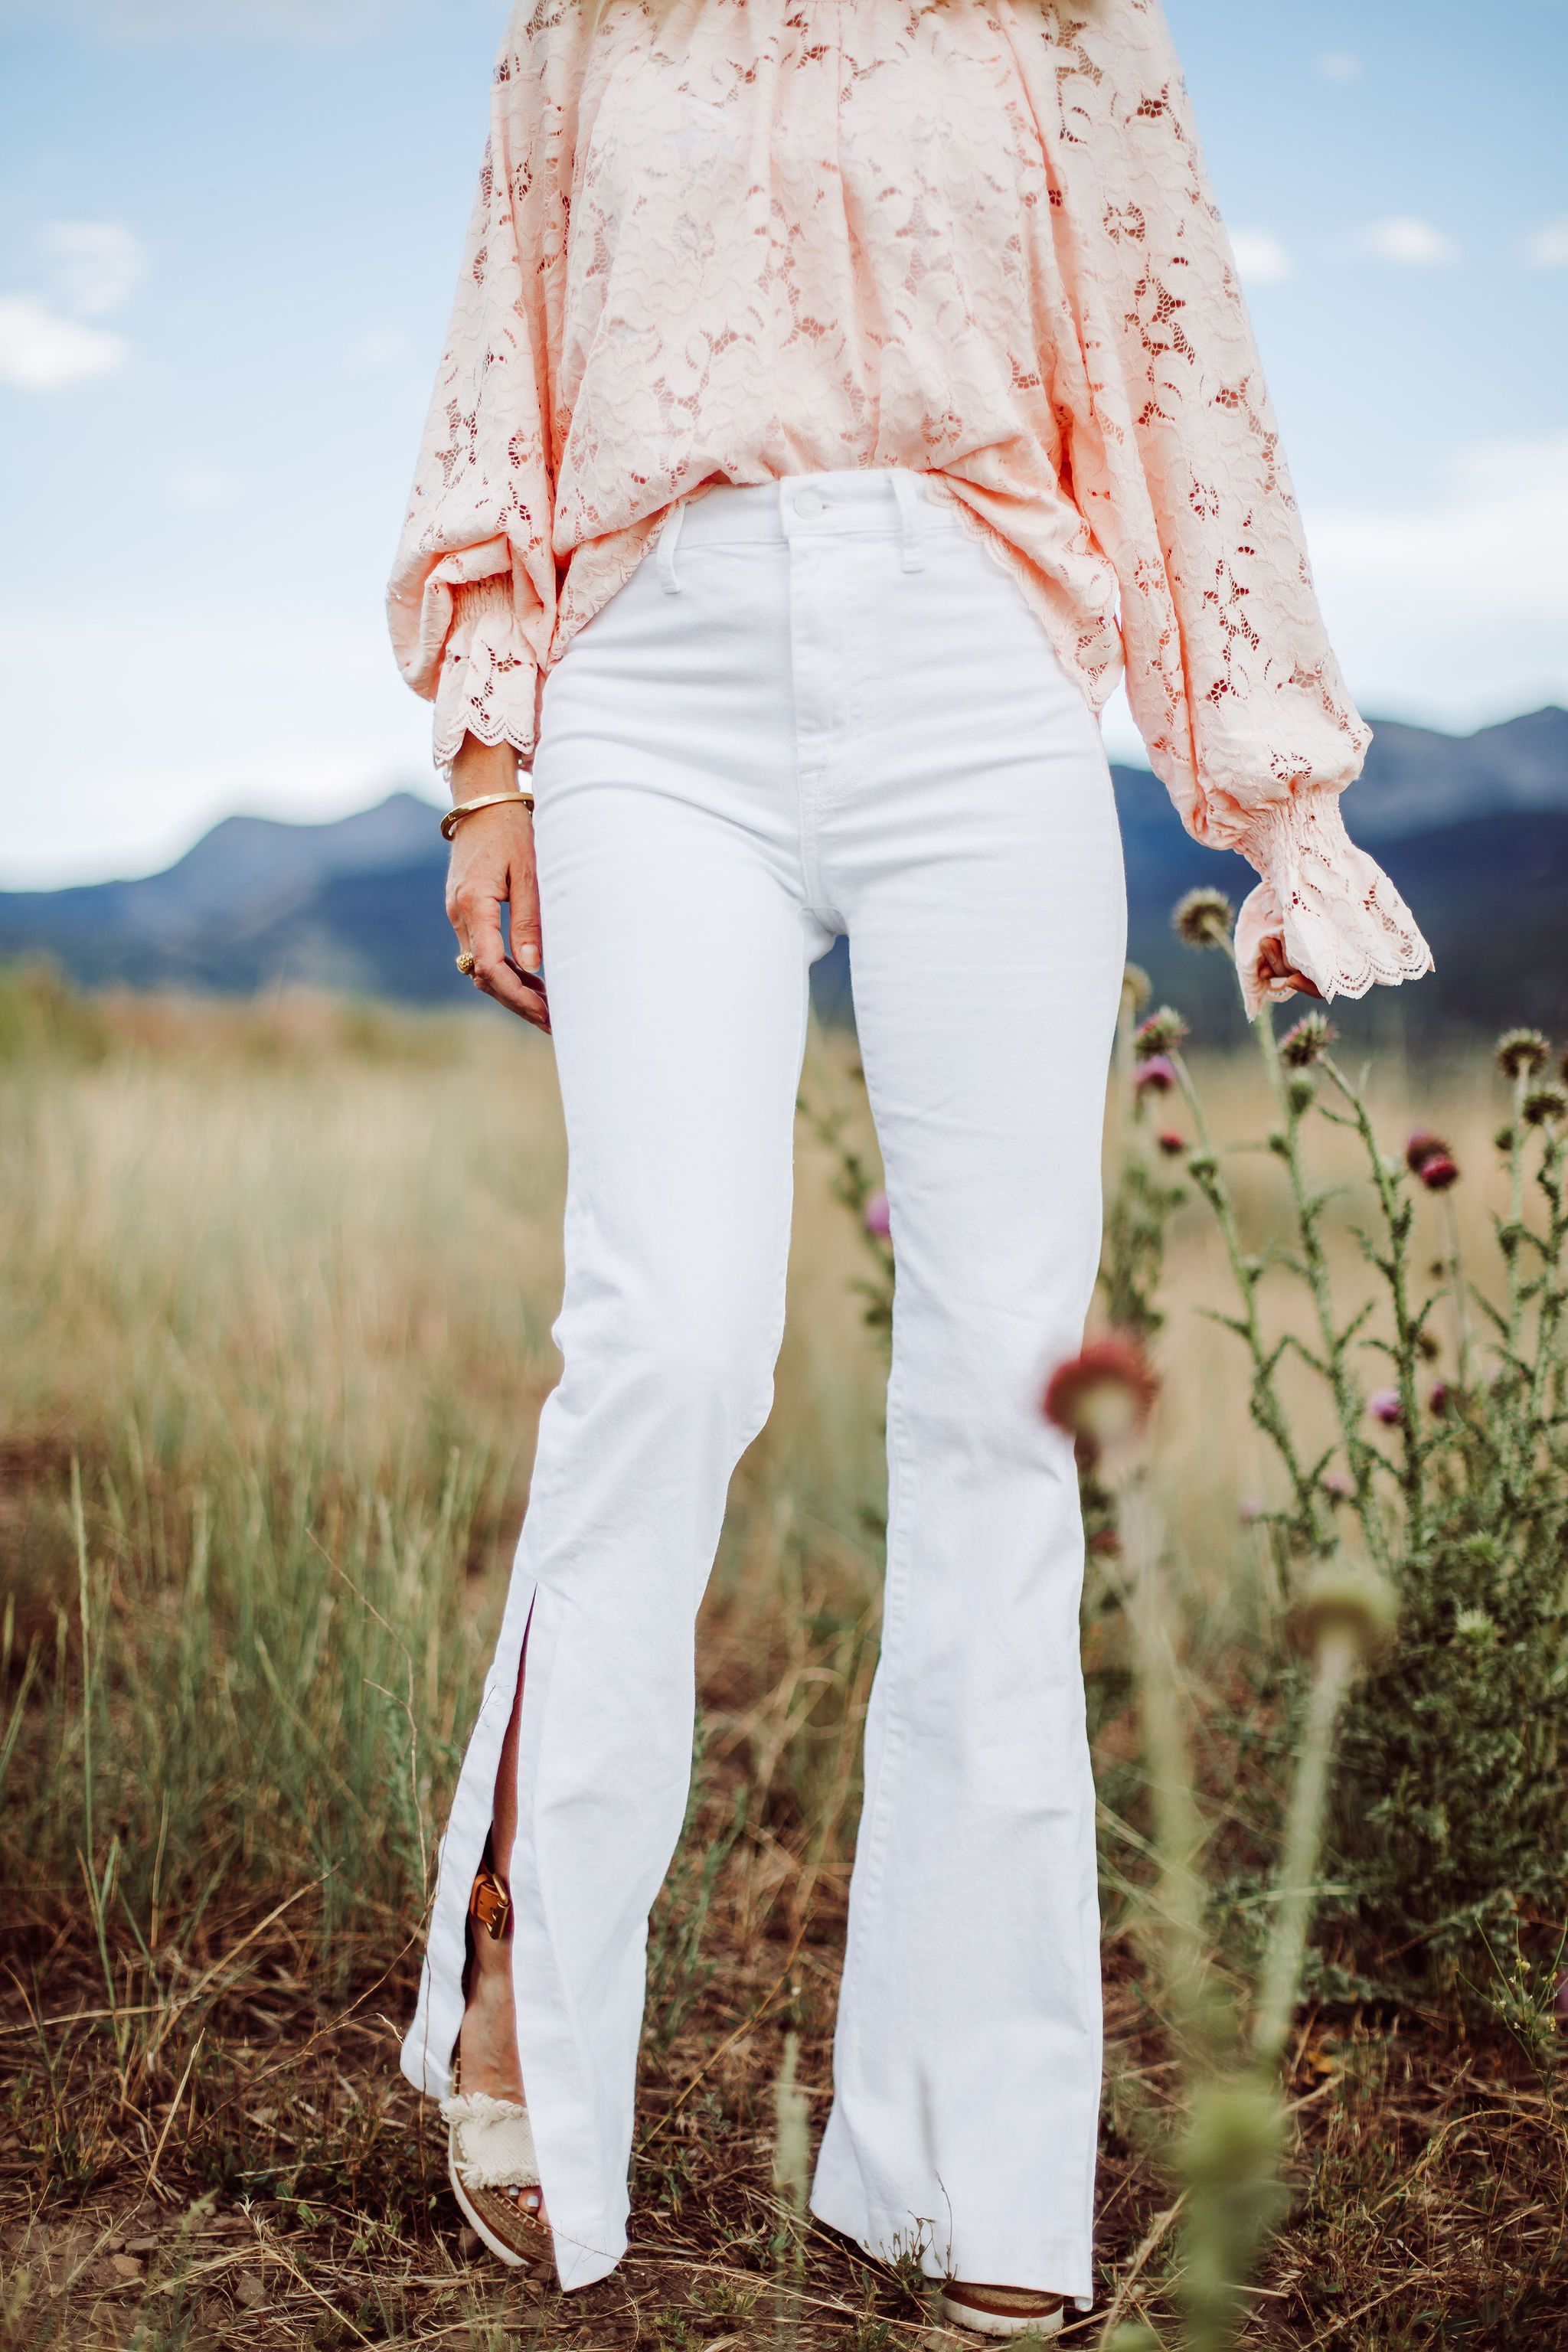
[388,0,1430,2333]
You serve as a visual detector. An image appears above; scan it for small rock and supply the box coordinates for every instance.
[458,2225,480,2257]
[126,2235,162,2253]
[234,2271,266,2308]
[110,2256,143,2281]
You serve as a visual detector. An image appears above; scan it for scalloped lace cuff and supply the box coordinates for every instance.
[1234,791,1434,1021]
[431,576,541,778]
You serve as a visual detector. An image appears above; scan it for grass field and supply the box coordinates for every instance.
[2,970,1565,2349]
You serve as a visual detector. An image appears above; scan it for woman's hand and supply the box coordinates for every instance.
[446,735,550,1032]
[1254,933,1323,1002]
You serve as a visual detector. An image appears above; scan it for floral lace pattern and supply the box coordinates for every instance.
[388,0,1430,1002]
[1234,793,1435,1021]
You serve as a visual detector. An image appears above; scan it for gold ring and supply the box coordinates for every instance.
[456,950,477,976]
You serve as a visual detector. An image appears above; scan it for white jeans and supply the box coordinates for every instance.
[401,472,1126,2303]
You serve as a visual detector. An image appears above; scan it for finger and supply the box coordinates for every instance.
[466,897,551,1030]
[505,825,543,976]
[479,964,552,1031]
[1257,933,1323,1001]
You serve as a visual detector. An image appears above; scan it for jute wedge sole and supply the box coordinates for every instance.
[441,2085,554,2272]
[936,2280,1067,2338]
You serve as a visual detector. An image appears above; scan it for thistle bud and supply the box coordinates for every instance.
[1122,962,1152,1013]
[1405,1128,1449,1174]
[1156,1129,1187,1157]
[1042,1335,1159,1461]
[1522,1083,1568,1128]
[1496,1027,1550,1080]
[1134,1006,1190,1056]
[1367,1389,1402,1426]
[1280,1011,1337,1067]
[1418,1152,1459,1192]
[1172,887,1236,949]
[864,1191,890,1238]
[1295,1559,1399,1661]
[1134,1054,1176,1095]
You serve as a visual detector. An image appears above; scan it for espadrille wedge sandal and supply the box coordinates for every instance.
[443,1860,553,2272]
[936,2280,1066,2337]
[441,2076,553,2271]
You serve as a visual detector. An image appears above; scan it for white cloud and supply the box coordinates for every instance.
[0,295,129,391]
[1230,230,1295,289]
[1361,216,1458,266]
[1314,51,1363,82]
[1307,431,1568,727]
[1523,217,1568,270]
[43,220,145,317]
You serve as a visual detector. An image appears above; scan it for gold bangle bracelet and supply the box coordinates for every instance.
[440,790,535,841]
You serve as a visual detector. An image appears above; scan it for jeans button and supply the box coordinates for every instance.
[792,488,825,518]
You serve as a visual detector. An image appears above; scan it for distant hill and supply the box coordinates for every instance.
[2,707,1564,1044]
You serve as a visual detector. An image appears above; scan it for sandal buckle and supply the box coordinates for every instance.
[469,1864,513,1940]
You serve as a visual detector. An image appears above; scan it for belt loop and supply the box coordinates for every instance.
[891,469,925,573]
[655,498,687,595]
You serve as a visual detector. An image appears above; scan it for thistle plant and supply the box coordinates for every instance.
[1046,1340,1394,2351]
[1099,894,1568,2004]
[770,2030,812,2348]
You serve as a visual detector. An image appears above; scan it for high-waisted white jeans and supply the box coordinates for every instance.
[400,471,1127,2304]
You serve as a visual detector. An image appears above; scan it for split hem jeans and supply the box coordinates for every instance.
[400,470,1127,2305]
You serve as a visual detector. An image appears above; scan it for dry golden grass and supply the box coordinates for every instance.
[2,980,1564,2349]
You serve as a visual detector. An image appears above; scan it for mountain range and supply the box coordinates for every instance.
[3,705,1565,1047]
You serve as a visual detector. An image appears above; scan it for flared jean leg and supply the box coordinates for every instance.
[801,514,1126,2306]
[400,741,830,2288]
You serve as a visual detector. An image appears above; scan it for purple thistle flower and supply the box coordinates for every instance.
[864,1191,891,1239]
[1368,1389,1403,1426]
[1134,1007,1189,1056]
[1135,1054,1176,1095]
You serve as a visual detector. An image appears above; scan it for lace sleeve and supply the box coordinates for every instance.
[387,8,574,775]
[1232,791,1433,1018]
[1011,0,1428,1003]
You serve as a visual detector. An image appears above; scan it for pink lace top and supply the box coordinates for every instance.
[388,0,1432,1014]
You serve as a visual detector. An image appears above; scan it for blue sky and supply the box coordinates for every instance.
[2,0,1565,884]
